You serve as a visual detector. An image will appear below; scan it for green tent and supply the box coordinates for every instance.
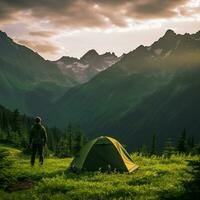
[71,136,138,173]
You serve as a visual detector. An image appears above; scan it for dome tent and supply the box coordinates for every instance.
[71,136,138,173]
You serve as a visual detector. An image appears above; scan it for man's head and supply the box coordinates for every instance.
[35,116,41,124]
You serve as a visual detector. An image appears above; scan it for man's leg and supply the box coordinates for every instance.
[31,144,37,166]
[38,144,44,165]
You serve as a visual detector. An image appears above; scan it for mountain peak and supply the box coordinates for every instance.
[59,56,78,61]
[102,52,117,58]
[195,30,200,36]
[57,56,79,65]
[0,30,6,35]
[81,49,99,61]
[135,45,147,53]
[0,30,10,39]
[163,29,176,38]
[83,49,99,56]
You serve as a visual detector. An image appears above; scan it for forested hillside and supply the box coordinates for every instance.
[47,30,200,150]
[0,105,87,157]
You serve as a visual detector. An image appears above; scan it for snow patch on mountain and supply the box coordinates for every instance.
[74,62,89,69]
[175,40,181,50]
[163,50,172,58]
[154,48,163,55]
[147,47,151,51]
[55,50,120,83]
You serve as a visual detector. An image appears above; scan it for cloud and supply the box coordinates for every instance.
[128,0,187,18]
[1,0,199,60]
[29,31,55,37]
[16,39,60,54]
[0,0,193,28]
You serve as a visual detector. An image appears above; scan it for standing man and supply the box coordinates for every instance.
[29,116,47,166]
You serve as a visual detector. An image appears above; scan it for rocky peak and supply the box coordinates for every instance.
[0,30,13,43]
[163,29,176,39]
[81,49,99,61]
[102,52,117,58]
[58,56,79,64]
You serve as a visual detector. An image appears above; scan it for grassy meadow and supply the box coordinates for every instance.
[0,144,199,200]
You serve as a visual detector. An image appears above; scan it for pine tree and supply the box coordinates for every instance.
[163,138,175,158]
[11,109,21,134]
[177,129,188,153]
[1,111,11,141]
[140,144,148,156]
[20,128,28,148]
[47,128,55,152]
[51,127,62,156]
[67,124,73,156]
[150,133,156,155]
[56,137,69,158]
[2,111,9,132]
[74,132,84,155]
[0,104,89,156]
[193,143,200,155]
[187,136,195,152]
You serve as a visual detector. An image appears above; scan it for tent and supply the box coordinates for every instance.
[70,136,138,173]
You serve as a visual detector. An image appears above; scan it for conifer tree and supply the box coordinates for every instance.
[67,123,73,156]
[150,133,157,155]
[163,138,175,158]
[177,129,188,153]
[2,111,9,132]
[11,109,21,134]
[187,136,195,152]
[140,144,148,156]
[0,104,88,157]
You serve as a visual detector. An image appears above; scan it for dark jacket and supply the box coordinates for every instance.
[29,123,47,145]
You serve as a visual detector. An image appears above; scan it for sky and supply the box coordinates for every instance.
[0,0,200,60]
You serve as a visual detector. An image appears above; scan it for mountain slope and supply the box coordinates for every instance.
[0,31,77,115]
[108,68,200,150]
[47,30,200,150]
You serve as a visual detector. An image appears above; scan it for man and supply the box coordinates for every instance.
[29,116,47,166]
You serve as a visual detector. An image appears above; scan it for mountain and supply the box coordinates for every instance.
[47,30,200,150]
[0,31,77,115]
[54,49,119,83]
[111,68,200,150]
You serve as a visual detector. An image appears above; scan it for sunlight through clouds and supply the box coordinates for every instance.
[0,0,199,60]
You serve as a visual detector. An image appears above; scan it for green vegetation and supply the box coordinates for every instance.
[0,105,199,199]
[0,105,87,158]
[0,143,199,200]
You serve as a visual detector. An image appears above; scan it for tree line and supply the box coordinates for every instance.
[0,105,87,157]
[0,104,200,158]
[139,129,200,157]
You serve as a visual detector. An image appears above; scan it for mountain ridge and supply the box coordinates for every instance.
[54,49,120,83]
[0,30,77,115]
[46,29,200,150]
[1,29,200,150]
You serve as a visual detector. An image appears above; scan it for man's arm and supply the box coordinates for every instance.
[29,127,33,146]
[42,127,47,145]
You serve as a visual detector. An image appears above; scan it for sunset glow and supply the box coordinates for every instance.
[0,0,200,60]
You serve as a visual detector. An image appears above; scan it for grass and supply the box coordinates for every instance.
[0,143,199,200]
